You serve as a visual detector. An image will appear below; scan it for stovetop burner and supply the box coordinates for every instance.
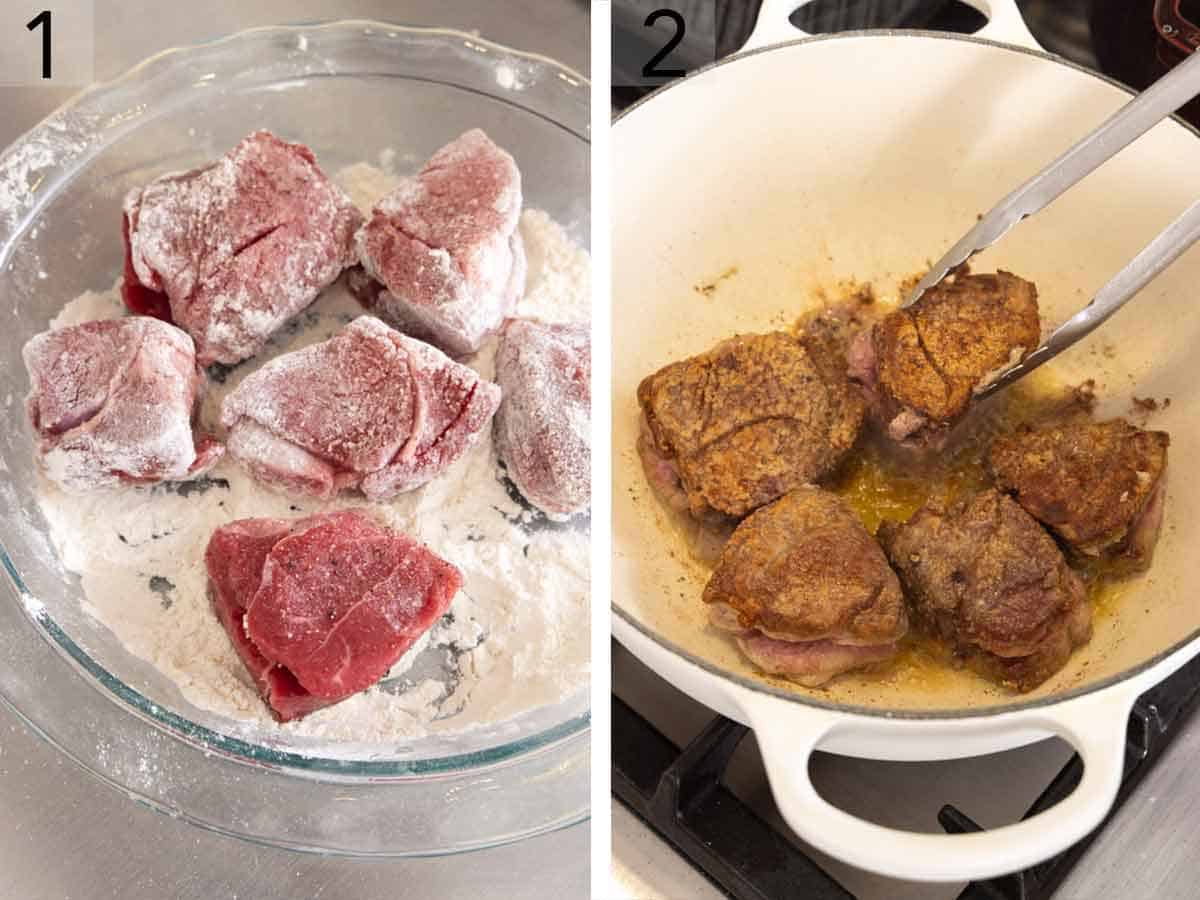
[613,649,1200,899]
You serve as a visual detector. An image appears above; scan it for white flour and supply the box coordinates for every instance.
[31,162,590,748]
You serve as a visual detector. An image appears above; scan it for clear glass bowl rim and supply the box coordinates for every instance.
[0,18,591,780]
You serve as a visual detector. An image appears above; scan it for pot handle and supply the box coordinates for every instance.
[975,0,1043,51]
[741,0,815,52]
[742,0,1042,54]
[736,684,1137,882]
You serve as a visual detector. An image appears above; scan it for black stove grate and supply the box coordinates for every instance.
[612,650,1200,900]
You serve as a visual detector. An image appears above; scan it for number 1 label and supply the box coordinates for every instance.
[0,1,92,86]
[27,10,51,80]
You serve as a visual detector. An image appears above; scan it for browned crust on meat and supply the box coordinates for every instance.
[703,487,908,644]
[987,419,1169,561]
[873,272,1040,429]
[966,596,1092,691]
[637,332,865,518]
[878,489,1091,692]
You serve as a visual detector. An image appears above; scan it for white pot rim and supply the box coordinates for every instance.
[612,24,1200,727]
[615,28,1200,148]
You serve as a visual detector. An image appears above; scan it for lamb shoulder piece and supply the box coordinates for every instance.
[23,316,222,491]
[351,129,526,357]
[705,487,907,686]
[205,510,460,721]
[987,418,1169,568]
[637,331,865,520]
[848,272,1040,449]
[122,130,362,366]
[220,316,501,500]
[493,318,590,518]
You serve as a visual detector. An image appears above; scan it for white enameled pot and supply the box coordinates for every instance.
[612,0,1200,882]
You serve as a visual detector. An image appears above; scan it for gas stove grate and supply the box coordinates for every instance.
[612,651,1200,900]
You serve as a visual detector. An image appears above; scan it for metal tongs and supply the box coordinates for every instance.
[907,48,1200,401]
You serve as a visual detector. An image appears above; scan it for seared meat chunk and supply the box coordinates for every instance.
[637,332,865,519]
[878,489,1091,691]
[848,272,1040,449]
[794,286,879,364]
[704,487,907,686]
[988,419,1169,567]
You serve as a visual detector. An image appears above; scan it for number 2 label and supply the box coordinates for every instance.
[642,9,686,78]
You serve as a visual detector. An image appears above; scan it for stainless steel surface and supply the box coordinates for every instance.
[0,2,589,897]
[612,641,1200,899]
[908,47,1200,308]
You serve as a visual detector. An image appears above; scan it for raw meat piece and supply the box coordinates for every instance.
[987,419,1169,568]
[121,212,171,321]
[205,510,461,721]
[352,129,525,357]
[205,517,331,721]
[637,331,865,520]
[493,319,590,518]
[23,317,223,491]
[220,316,501,500]
[704,487,907,686]
[848,272,1041,449]
[122,130,362,366]
[878,489,1091,691]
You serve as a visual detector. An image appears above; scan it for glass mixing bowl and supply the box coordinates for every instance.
[0,20,589,856]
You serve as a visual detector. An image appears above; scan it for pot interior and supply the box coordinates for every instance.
[612,33,1200,715]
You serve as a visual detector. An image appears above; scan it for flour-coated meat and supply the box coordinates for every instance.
[493,318,590,518]
[23,316,222,490]
[352,129,525,357]
[122,130,362,366]
[220,316,500,500]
